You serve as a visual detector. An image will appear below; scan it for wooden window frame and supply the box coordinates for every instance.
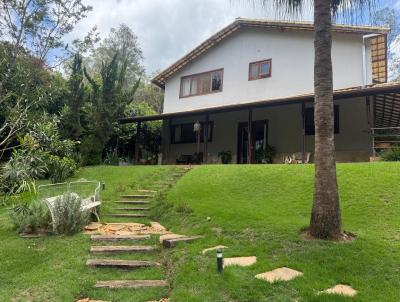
[170,121,214,144]
[179,69,224,99]
[248,59,272,81]
[305,105,340,136]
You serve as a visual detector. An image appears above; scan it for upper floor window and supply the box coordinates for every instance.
[249,59,272,81]
[180,69,223,98]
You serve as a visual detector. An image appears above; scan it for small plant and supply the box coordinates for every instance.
[218,151,232,164]
[381,147,400,161]
[48,155,78,183]
[104,148,119,165]
[52,193,90,235]
[255,144,276,164]
[10,200,50,234]
[175,202,193,214]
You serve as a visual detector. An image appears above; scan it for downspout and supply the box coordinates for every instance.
[362,34,380,86]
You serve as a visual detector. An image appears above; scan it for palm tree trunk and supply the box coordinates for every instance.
[310,0,342,239]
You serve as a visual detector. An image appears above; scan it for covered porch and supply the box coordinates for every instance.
[120,82,400,164]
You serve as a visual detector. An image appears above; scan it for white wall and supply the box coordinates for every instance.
[163,28,372,114]
[162,97,371,163]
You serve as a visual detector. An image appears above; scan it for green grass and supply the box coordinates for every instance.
[1,163,400,301]
[0,165,181,302]
[158,163,400,302]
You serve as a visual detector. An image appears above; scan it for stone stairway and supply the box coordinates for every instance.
[84,167,191,300]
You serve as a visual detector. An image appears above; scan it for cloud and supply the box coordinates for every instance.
[68,0,312,74]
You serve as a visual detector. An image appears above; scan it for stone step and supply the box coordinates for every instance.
[91,234,150,241]
[90,245,155,254]
[87,259,160,269]
[94,279,168,289]
[106,213,148,218]
[114,200,150,204]
[120,194,153,199]
[114,207,150,211]
[163,236,203,248]
[136,189,157,193]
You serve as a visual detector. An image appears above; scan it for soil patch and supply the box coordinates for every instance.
[300,229,357,242]
[84,222,169,235]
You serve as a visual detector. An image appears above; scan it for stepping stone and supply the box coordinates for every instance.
[85,222,103,231]
[91,234,150,241]
[95,279,168,289]
[162,236,204,248]
[202,245,228,255]
[319,284,358,297]
[114,207,150,211]
[86,259,160,269]
[107,213,148,218]
[255,267,303,283]
[150,221,167,232]
[136,189,157,193]
[120,194,153,198]
[223,256,257,268]
[114,200,150,204]
[90,245,155,254]
[76,299,110,302]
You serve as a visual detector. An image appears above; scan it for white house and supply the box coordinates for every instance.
[121,19,400,164]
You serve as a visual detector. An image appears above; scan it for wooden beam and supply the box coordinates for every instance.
[135,121,141,163]
[247,109,253,164]
[203,113,210,163]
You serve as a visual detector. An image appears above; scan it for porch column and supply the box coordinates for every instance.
[203,113,209,163]
[134,121,141,163]
[247,109,253,164]
[301,102,306,163]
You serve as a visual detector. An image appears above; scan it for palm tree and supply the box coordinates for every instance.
[248,0,375,239]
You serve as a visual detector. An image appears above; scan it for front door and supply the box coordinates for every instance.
[237,120,268,164]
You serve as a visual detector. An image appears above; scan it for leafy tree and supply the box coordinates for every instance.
[133,76,164,113]
[61,53,85,140]
[249,0,375,239]
[82,53,141,164]
[87,24,143,89]
[372,7,400,80]
[0,0,92,64]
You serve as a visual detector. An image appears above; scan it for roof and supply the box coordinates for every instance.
[120,82,400,124]
[152,18,390,88]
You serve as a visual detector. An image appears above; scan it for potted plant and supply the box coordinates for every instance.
[255,144,276,164]
[218,151,232,164]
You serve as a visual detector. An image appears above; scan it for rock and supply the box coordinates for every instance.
[319,284,358,297]
[223,256,257,267]
[255,267,303,283]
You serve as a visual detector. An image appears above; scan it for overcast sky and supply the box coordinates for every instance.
[68,0,398,75]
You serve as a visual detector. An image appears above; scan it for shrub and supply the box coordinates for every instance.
[48,155,78,183]
[104,148,119,165]
[218,151,232,164]
[52,193,90,235]
[381,147,400,161]
[10,200,50,234]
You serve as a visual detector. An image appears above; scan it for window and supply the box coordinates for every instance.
[305,105,339,135]
[180,69,223,98]
[249,59,272,81]
[171,122,213,144]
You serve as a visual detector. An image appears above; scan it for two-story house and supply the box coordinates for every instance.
[121,18,400,164]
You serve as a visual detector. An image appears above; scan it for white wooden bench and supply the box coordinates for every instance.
[38,181,101,230]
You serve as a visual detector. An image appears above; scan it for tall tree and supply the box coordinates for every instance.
[87,24,144,88]
[62,53,85,140]
[248,0,375,239]
[82,53,141,164]
[0,0,92,64]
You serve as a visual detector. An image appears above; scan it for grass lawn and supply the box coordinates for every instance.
[0,163,399,301]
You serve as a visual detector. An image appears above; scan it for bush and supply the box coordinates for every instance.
[10,200,50,234]
[52,193,90,235]
[218,151,232,164]
[381,147,400,161]
[48,155,78,183]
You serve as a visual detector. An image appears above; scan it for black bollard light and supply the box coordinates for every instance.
[217,249,223,273]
